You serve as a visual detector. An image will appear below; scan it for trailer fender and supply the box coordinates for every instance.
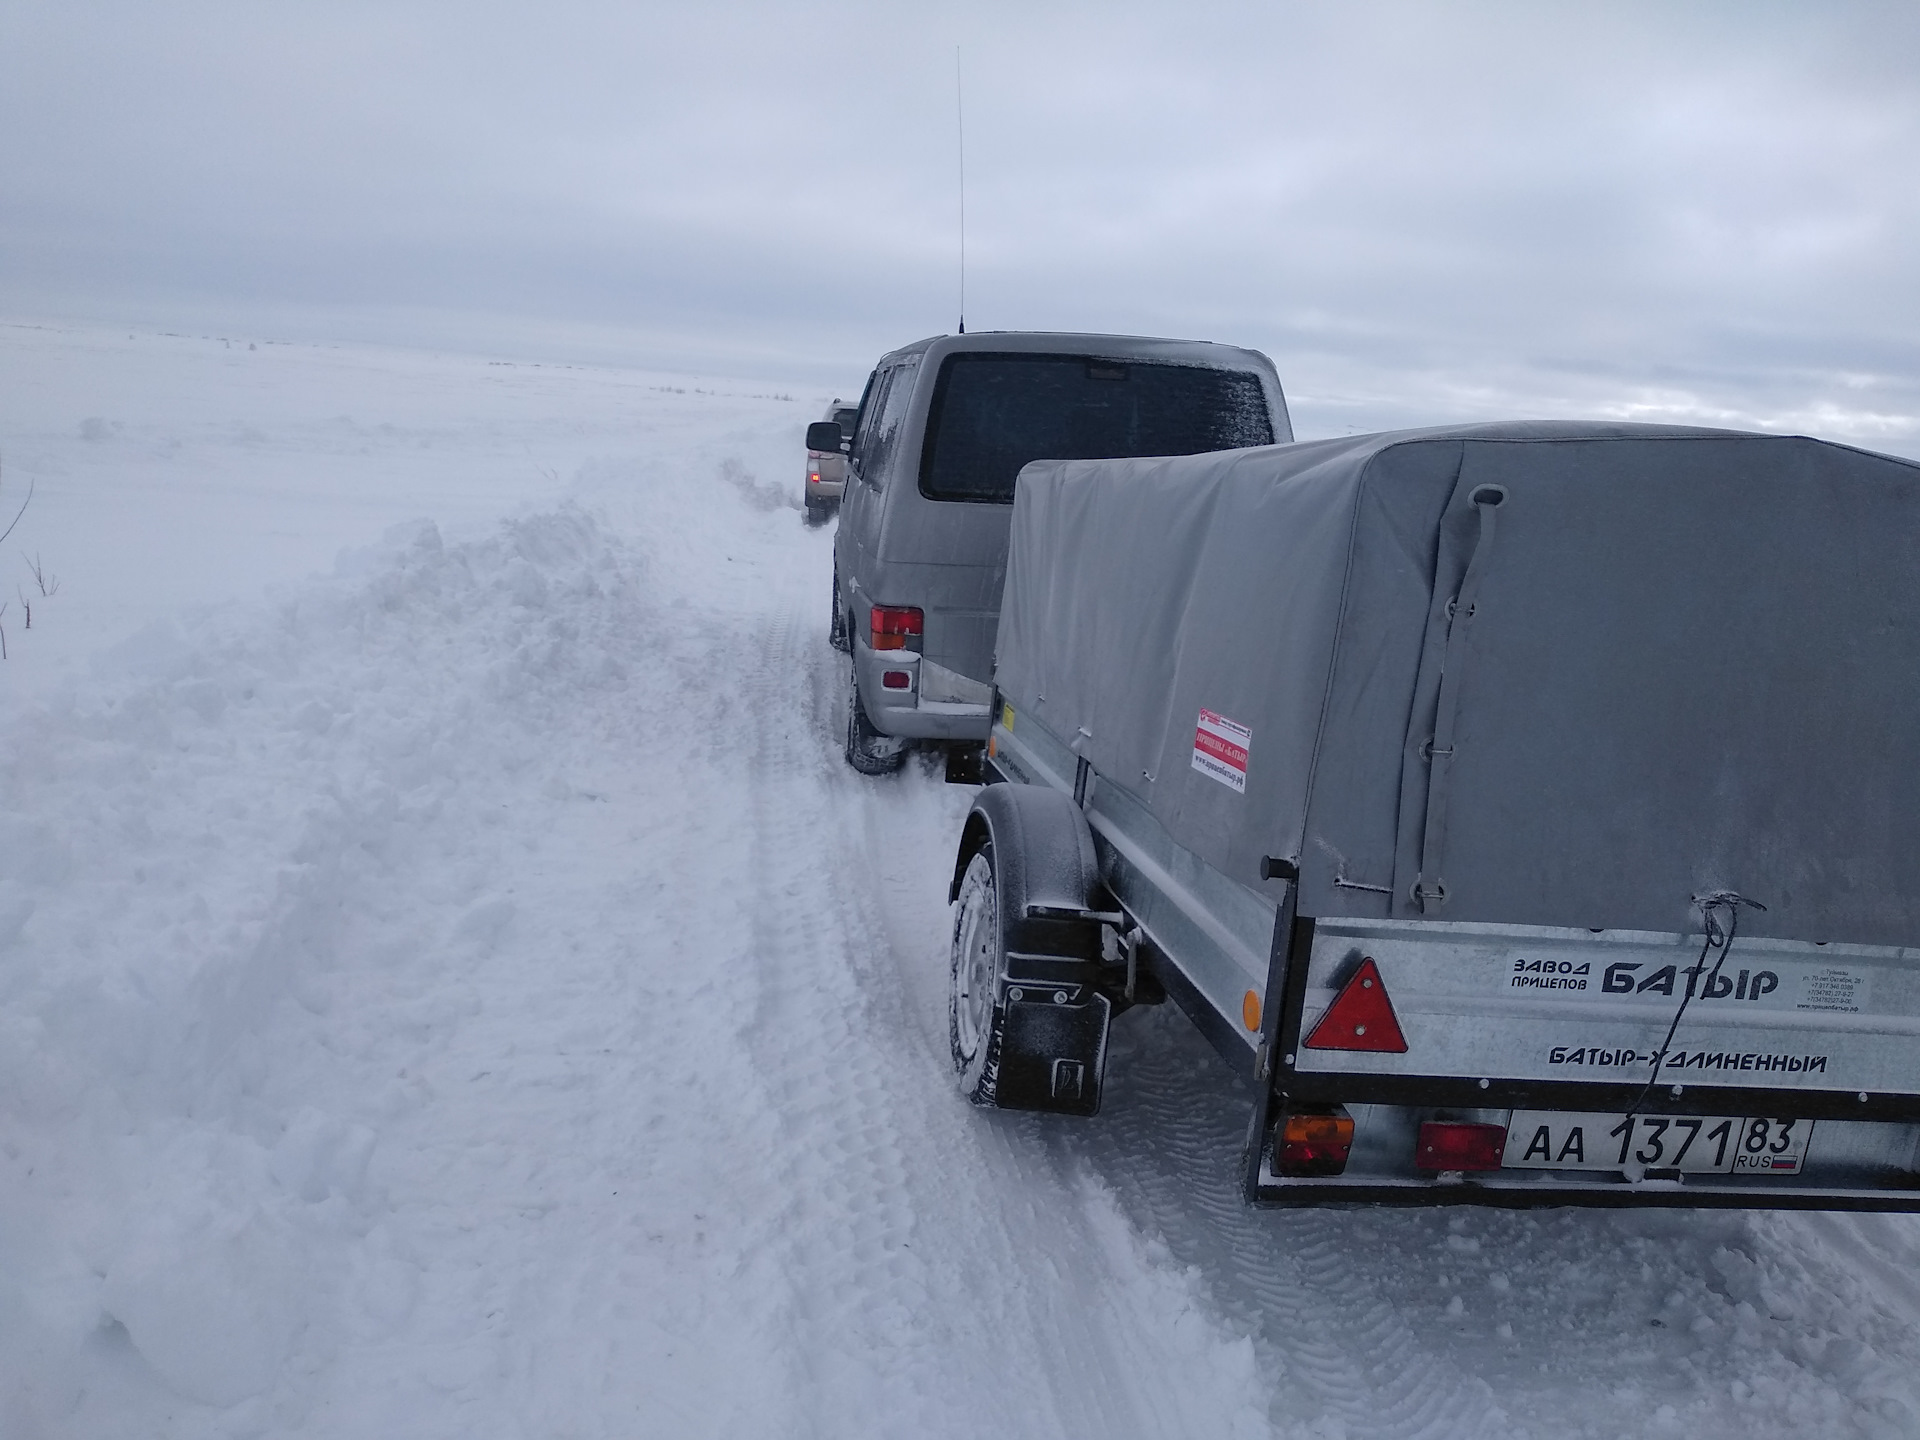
[949,783,1110,1115]
[950,783,1103,962]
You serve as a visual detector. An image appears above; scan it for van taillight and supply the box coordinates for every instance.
[870,606,923,651]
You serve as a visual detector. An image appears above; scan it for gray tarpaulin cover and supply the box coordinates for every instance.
[994,422,1920,946]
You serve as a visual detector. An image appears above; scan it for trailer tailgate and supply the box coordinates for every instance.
[1291,918,1920,1101]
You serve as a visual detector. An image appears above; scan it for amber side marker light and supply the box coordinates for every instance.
[1276,1106,1355,1177]
[1415,1121,1506,1173]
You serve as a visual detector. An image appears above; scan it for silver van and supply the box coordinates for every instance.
[825,332,1292,775]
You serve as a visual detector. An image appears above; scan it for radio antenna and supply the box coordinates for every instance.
[956,46,967,334]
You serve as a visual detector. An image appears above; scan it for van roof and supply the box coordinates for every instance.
[871,330,1276,372]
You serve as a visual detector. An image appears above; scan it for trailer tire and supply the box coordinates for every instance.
[844,663,906,774]
[946,785,1110,1115]
[949,848,1007,1105]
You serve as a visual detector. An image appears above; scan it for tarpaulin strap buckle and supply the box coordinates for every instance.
[1410,879,1447,906]
[1418,738,1453,761]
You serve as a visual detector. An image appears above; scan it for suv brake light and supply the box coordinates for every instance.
[870,605,923,651]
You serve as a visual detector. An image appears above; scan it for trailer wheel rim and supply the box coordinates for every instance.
[954,853,998,1063]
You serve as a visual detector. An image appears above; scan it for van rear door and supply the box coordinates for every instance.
[901,352,1277,685]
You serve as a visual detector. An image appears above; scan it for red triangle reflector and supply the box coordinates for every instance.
[1303,957,1408,1052]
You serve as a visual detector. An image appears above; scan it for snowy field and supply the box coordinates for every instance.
[5,319,1920,1439]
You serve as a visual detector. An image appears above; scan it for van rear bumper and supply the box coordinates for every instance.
[868,699,992,740]
[854,643,991,741]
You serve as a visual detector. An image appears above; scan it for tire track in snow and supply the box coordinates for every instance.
[733,601,1143,1439]
[722,581,1276,1440]
[1080,1019,1513,1439]
[729,605,1065,1438]
[1076,990,1920,1438]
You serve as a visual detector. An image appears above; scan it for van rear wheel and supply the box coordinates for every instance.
[949,849,1008,1105]
[828,561,850,652]
[844,663,907,775]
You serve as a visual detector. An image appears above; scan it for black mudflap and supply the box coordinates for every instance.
[993,991,1112,1116]
[944,745,986,785]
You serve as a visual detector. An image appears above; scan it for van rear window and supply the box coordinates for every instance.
[918,354,1273,503]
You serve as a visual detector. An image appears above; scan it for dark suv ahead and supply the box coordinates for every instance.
[804,399,860,524]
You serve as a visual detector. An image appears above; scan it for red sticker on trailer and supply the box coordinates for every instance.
[1192,709,1251,793]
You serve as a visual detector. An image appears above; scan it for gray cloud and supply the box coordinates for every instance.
[4,0,1917,448]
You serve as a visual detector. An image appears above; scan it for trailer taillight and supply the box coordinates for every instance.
[1414,1121,1506,1172]
[1275,1106,1354,1177]
[870,605,923,651]
[1303,957,1408,1052]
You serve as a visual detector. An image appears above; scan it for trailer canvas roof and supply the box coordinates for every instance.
[996,422,1920,946]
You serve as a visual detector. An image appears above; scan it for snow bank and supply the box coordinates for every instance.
[0,506,664,1428]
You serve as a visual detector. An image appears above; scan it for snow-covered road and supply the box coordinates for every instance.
[4,322,1920,1438]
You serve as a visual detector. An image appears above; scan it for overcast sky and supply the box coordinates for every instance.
[5,1,1918,446]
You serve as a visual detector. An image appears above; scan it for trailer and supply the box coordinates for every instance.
[948,421,1920,1207]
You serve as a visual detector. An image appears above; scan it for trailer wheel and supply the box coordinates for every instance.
[949,848,1007,1104]
[844,663,907,774]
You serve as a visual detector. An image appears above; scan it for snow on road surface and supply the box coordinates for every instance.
[3,321,1920,1438]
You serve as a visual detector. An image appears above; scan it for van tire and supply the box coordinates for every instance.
[828,562,850,653]
[844,664,907,774]
[804,496,833,527]
[949,849,1008,1104]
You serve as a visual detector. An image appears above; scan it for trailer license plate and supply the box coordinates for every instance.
[1503,1111,1813,1174]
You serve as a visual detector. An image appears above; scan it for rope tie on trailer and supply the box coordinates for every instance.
[1627,890,1767,1118]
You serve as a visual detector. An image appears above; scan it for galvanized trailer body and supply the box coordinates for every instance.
[982,422,1920,1207]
